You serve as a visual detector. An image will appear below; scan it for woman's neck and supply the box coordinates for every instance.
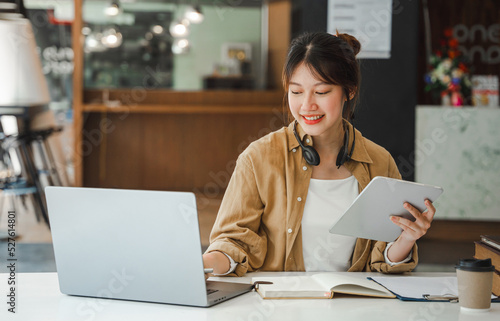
[312,120,345,156]
[310,121,352,180]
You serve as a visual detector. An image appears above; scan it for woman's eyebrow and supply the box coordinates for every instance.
[289,81,329,86]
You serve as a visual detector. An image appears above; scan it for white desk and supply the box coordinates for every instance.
[1,272,499,320]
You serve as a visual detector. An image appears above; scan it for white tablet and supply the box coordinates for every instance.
[329,176,443,242]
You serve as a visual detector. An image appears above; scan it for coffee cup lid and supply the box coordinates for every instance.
[456,258,495,272]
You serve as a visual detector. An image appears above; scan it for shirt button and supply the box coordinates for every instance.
[292,148,297,153]
[302,166,307,171]
[306,138,310,143]
[297,197,302,202]
[287,228,293,234]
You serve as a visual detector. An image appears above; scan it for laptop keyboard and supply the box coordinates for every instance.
[206,288,219,295]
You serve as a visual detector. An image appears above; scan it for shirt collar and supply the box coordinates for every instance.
[286,120,373,164]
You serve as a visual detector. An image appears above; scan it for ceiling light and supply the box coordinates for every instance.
[169,19,190,38]
[172,38,190,55]
[105,0,121,17]
[185,5,204,24]
[81,26,92,36]
[85,33,106,52]
[151,25,164,35]
[101,28,123,48]
[86,35,99,48]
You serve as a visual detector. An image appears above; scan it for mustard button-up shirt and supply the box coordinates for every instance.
[207,121,418,276]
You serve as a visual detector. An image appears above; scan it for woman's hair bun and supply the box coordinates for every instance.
[336,30,361,56]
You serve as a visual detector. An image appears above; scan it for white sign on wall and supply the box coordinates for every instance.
[327,0,393,59]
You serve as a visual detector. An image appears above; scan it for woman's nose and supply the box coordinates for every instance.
[302,93,317,110]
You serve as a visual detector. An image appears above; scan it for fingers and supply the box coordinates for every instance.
[390,215,425,241]
[390,215,419,233]
[390,200,437,242]
[404,202,434,227]
[403,202,421,220]
[424,199,436,220]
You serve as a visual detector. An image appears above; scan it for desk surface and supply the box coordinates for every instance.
[1,272,499,320]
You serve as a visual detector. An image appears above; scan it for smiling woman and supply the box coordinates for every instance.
[203,31,436,277]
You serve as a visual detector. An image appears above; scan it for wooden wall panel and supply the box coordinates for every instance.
[268,0,292,89]
[83,89,283,106]
[82,111,286,192]
[72,0,84,186]
[418,220,500,265]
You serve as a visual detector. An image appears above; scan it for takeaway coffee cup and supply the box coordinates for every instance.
[456,258,495,312]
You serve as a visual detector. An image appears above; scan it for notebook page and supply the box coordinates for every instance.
[313,273,394,297]
[251,276,332,298]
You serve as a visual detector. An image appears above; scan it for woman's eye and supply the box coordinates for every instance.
[290,91,301,95]
[316,91,331,95]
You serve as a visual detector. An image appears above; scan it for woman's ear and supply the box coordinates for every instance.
[344,88,357,101]
[349,88,357,100]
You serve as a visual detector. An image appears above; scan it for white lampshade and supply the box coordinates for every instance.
[0,17,50,106]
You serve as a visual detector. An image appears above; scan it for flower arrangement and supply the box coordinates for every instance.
[424,28,472,106]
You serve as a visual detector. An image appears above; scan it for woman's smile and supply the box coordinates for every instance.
[302,114,325,124]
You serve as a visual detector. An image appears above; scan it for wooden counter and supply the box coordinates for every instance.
[72,0,292,190]
[78,90,287,191]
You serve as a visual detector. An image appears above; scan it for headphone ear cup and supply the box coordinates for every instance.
[302,146,320,166]
[293,120,321,166]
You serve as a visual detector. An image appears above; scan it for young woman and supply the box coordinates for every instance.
[203,32,435,276]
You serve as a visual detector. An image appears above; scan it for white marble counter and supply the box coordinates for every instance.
[415,106,500,220]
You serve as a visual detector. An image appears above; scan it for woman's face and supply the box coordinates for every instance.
[288,62,346,139]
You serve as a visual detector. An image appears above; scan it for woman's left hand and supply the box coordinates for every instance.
[390,199,436,242]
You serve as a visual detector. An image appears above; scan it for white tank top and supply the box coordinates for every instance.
[301,175,359,272]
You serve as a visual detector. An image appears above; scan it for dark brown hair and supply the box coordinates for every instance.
[282,31,361,121]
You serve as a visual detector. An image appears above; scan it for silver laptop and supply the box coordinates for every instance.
[45,186,253,307]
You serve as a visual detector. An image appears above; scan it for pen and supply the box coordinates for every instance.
[204,268,214,274]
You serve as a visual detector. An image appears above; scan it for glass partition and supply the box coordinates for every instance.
[81,0,266,91]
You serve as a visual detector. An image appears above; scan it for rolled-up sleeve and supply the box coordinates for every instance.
[369,241,418,273]
[205,151,268,276]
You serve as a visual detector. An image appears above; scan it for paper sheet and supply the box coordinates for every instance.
[327,0,393,59]
[370,276,498,300]
[371,276,458,299]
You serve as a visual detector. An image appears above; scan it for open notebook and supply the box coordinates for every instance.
[252,273,395,299]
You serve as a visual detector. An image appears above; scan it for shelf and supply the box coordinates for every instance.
[82,103,282,114]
